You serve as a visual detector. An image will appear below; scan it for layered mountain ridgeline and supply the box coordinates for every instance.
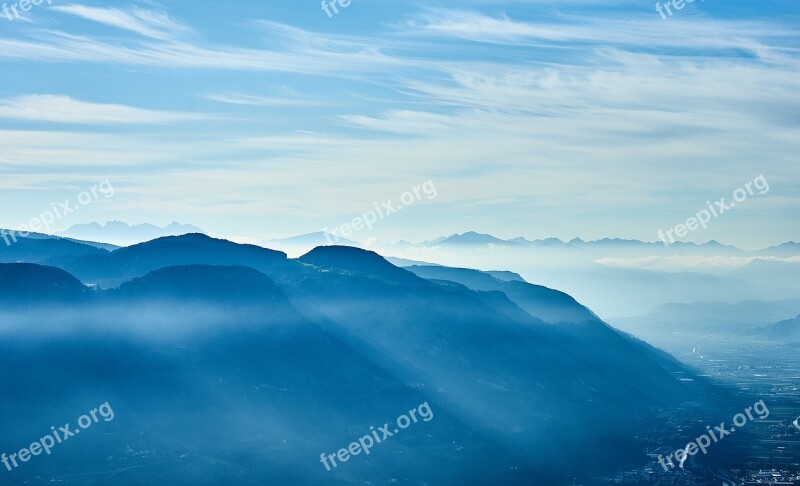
[0,263,90,307]
[0,235,714,483]
[612,298,800,335]
[0,232,294,289]
[1,264,519,485]
[404,264,688,374]
[758,314,800,343]
[387,231,764,256]
[57,221,204,247]
[405,265,597,324]
[0,231,112,264]
[1,228,120,250]
[62,233,295,288]
[379,232,800,317]
[265,232,361,256]
[731,258,800,293]
[291,248,694,460]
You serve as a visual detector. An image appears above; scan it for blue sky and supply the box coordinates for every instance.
[0,0,798,248]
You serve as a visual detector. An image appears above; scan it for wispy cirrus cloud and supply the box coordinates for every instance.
[0,95,208,124]
[0,6,404,75]
[407,9,799,60]
[0,2,797,246]
[50,4,191,40]
[202,90,326,107]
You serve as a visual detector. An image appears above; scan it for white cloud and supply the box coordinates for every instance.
[0,9,404,74]
[0,95,208,124]
[596,255,800,270]
[408,9,797,56]
[202,91,324,107]
[0,4,797,246]
[51,4,191,40]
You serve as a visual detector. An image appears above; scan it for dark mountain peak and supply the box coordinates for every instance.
[114,264,288,304]
[58,221,205,247]
[149,232,213,243]
[299,246,420,283]
[118,233,286,259]
[0,263,88,304]
[59,233,293,289]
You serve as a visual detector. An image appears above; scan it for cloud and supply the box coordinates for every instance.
[0,95,208,124]
[0,7,404,75]
[202,91,324,107]
[408,9,797,56]
[0,3,797,246]
[51,4,191,40]
[595,255,800,270]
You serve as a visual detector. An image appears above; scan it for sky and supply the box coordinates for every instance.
[0,0,798,249]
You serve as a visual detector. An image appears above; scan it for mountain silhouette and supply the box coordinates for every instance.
[58,220,204,246]
[113,264,289,305]
[0,232,109,266]
[0,234,711,484]
[406,264,596,324]
[284,247,692,474]
[299,245,420,284]
[0,263,89,306]
[759,314,800,342]
[266,231,360,250]
[63,233,292,288]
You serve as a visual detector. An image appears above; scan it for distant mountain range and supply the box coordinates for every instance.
[373,232,800,317]
[611,296,800,345]
[759,314,800,343]
[611,298,800,339]
[5,227,798,317]
[730,258,800,293]
[18,224,800,256]
[57,221,204,246]
[0,232,707,483]
[387,231,798,256]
